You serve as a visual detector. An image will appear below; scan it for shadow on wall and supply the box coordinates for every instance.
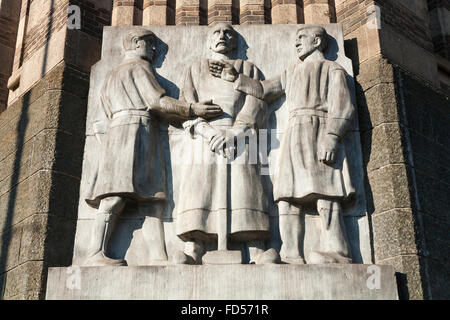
[153,37,179,100]
[0,92,30,299]
[0,0,84,299]
[0,0,57,298]
[344,37,410,300]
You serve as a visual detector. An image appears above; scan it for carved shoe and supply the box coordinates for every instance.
[309,251,352,264]
[255,248,281,264]
[168,250,194,265]
[281,256,306,265]
[83,251,127,267]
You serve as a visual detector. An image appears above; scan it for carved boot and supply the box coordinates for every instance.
[255,248,281,264]
[279,243,306,264]
[142,215,169,265]
[310,200,352,264]
[84,251,127,266]
[184,240,205,264]
[309,251,352,264]
[169,250,195,265]
[278,206,306,264]
[84,211,127,266]
[282,256,306,265]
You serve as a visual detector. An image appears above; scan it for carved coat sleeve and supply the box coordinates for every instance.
[180,63,200,104]
[326,67,355,139]
[234,69,287,103]
[234,62,269,130]
[180,62,214,138]
[133,65,192,120]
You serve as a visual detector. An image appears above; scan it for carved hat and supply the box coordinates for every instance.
[296,26,329,52]
[123,28,156,51]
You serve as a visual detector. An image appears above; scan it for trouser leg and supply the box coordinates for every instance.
[184,240,205,264]
[278,200,305,264]
[84,196,126,266]
[246,240,265,264]
[310,199,352,264]
[140,200,168,263]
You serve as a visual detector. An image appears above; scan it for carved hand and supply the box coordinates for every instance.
[209,131,236,160]
[191,99,223,119]
[319,134,340,165]
[209,60,238,82]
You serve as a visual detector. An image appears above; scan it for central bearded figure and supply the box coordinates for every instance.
[175,24,276,264]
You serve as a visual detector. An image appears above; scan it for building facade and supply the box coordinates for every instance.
[0,0,449,300]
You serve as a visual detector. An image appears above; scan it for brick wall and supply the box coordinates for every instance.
[240,0,265,24]
[0,0,21,112]
[175,0,200,25]
[337,0,432,51]
[71,0,112,39]
[21,0,70,65]
[143,0,175,25]
[378,0,433,52]
[112,0,143,25]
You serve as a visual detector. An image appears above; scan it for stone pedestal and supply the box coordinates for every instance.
[46,265,398,300]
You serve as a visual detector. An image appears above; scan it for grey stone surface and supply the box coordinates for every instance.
[367,164,413,215]
[46,264,398,300]
[371,209,418,262]
[0,224,22,272]
[361,122,405,173]
[378,254,424,300]
[357,82,400,132]
[18,214,48,264]
[356,56,395,92]
[3,261,45,299]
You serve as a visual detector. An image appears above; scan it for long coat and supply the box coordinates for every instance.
[235,59,356,204]
[85,58,190,208]
[175,59,270,242]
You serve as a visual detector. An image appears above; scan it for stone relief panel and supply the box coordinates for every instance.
[72,24,372,266]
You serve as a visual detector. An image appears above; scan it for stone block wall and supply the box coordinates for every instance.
[0,0,112,300]
[0,62,89,299]
[0,0,21,112]
[336,0,450,299]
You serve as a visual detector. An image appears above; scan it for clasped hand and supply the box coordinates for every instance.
[209,130,236,160]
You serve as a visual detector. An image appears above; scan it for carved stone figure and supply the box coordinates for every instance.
[210,26,355,264]
[175,23,276,264]
[83,28,222,266]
